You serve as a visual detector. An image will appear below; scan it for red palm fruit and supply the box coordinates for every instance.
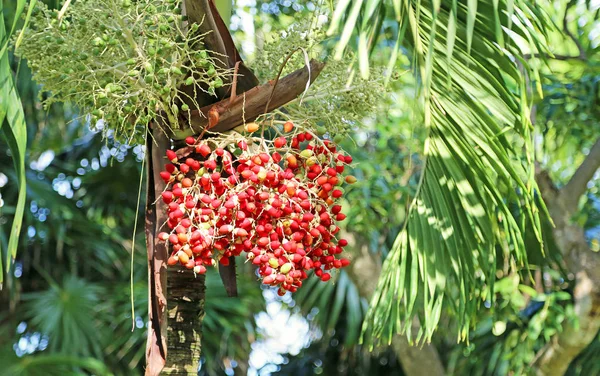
[336,213,346,221]
[345,155,353,163]
[180,164,190,174]
[168,234,179,244]
[180,218,192,228]
[185,136,196,145]
[302,212,314,222]
[257,237,269,247]
[263,275,275,285]
[274,137,286,148]
[237,140,248,150]
[165,164,176,173]
[158,232,169,241]
[160,171,172,182]
[272,152,282,163]
[166,150,178,162]
[326,167,337,177]
[331,205,342,214]
[316,176,328,185]
[340,258,350,267]
[259,153,270,163]
[338,239,348,247]
[297,133,305,142]
[241,170,253,179]
[283,121,294,132]
[234,228,248,237]
[304,133,313,141]
[336,165,345,173]
[219,257,230,266]
[328,176,339,185]
[194,265,207,274]
[162,191,173,203]
[332,189,343,198]
[204,160,216,170]
[219,225,233,234]
[185,200,196,210]
[322,183,333,192]
[211,199,222,208]
[167,255,179,266]
[181,178,193,188]
[191,230,202,242]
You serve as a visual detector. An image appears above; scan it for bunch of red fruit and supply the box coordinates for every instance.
[158,122,355,295]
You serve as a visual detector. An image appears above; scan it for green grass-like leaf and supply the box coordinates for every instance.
[0,0,28,287]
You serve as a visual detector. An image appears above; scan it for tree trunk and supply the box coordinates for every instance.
[145,128,170,375]
[533,168,600,375]
[344,234,446,376]
[164,269,206,374]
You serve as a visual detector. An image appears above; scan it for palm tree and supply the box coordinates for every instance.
[324,0,600,374]
[3,0,600,375]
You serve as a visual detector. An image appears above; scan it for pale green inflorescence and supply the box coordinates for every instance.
[16,0,230,144]
[252,19,387,139]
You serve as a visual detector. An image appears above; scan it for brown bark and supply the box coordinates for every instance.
[533,167,600,375]
[163,269,206,374]
[145,128,170,375]
[344,234,446,376]
[170,59,325,140]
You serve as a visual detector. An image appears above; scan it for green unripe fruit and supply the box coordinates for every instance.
[171,66,183,75]
[126,58,136,65]
[128,70,139,77]
[143,62,154,74]
[316,126,327,136]
[144,74,154,83]
[211,78,223,88]
[181,104,190,111]
[206,66,216,76]
[333,134,344,144]
[185,76,194,86]
[92,37,104,47]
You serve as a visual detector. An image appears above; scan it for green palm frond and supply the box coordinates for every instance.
[294,270,367,346]
[328,0,554,345]
[22,275,105,357]
[0,0,30,288]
